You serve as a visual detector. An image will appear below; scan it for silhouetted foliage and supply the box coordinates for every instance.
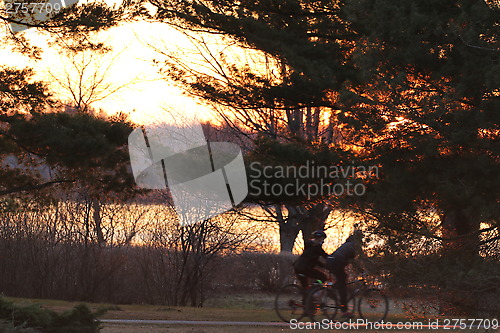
[0,297,103,333]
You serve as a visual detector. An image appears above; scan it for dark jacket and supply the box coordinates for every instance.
[293,240,328,271]
[326,235,356,269]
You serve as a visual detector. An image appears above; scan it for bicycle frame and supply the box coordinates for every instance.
[325,276,370,311]
[306,274,389,322]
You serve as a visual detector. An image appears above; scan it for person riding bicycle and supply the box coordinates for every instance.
[326,230,363,318]
[293,230,328,289]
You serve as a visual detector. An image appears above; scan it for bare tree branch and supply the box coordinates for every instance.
[0,179,75,196]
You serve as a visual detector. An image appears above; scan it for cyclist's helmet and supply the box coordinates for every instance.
[312,230,327,239]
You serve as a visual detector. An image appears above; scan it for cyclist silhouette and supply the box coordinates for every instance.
[293,230,328,289]
[326,230,363,318]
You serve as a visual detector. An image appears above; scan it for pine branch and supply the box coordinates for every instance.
[0,179,75,196]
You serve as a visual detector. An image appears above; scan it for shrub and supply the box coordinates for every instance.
[0,298,103,333]
[215,252,296,292]
[0,319,40,333]
[375,254,500,317]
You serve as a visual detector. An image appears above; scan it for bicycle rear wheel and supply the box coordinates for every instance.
[306,286,339,321]
[275,284,305,322]
[336,291,356,322]
[357,288,389,322]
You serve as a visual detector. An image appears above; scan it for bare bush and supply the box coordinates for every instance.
[0,196,260,306]
[138,208,258,306]
[214,252,296,292]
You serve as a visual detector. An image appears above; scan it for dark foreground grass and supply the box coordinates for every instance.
[5,294,498,333]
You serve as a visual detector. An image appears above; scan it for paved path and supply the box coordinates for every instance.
[101,319,289,327]
[101,319,497,330]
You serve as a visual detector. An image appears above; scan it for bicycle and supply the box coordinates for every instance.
[274,283,308,322]
[306,274,389,322]
[275,274,327,322]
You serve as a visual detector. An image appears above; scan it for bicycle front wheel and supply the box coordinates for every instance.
[357,288,389,322]
[275,284,305,322]
[306,286,339,321]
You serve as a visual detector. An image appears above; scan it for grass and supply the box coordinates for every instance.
[5,294,497,333]
[5,295,278,324]
[5,296,283,333]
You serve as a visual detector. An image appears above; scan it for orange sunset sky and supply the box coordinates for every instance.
[0,16,227,125]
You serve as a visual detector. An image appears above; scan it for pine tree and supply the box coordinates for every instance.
[0,66,135,200]
[341,0,499,256]
[155,0,358,251]
[153,0,499,256]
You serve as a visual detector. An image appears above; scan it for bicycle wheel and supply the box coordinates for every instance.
[306,286,339,321]
[336,291,356,322]
[344,282,360,315]
[357,288,389,322]
[275,284,305,322]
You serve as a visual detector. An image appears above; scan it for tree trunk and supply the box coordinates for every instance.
[92,199,106,244]
[276,205,300,253]
[440,208,481,315]
[298,203,332,244]
[441,209,480,257]
[277,203,332,253]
